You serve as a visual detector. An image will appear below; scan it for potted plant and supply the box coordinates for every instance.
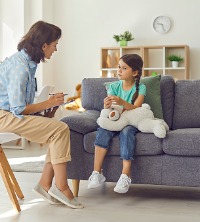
[167,55,183,68]
[113,31,134,46]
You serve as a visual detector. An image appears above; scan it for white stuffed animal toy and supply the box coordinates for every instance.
[100,103,124,121]
[97,104,169,138]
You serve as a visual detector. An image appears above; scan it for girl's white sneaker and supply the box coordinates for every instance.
[87,171,106,189]
[114,174,131,193]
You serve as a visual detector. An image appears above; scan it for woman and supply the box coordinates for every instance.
[0,21,83,209]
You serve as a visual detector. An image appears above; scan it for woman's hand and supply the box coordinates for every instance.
[22,93,65,115]
[48,93,65,107]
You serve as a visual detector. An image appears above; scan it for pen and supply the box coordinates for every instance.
[51,100,75,108]
[49,93,68,96]
[62,100,74,106]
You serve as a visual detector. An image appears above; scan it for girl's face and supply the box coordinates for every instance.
[117,59,138,81]
[42,40,59,59]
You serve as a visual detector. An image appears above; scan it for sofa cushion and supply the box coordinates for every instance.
[173,80,200,129]
[60,110,100,134]
[162,155,200,187]
[84,131,163,156]
[163,128,200,156]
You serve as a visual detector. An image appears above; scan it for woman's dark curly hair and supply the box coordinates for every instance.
[17,21,62,63]
[120,54,143,104]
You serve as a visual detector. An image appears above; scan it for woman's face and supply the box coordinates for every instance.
[42,40,59,59]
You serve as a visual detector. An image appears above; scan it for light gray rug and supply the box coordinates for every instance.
[11,161,44,173]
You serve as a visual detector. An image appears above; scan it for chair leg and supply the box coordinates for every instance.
[0,145,24,212]
[15,138,21,146]
[72,179,80,197]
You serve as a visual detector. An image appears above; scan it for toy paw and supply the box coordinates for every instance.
[153,124,166,138]
[65,102,79,110]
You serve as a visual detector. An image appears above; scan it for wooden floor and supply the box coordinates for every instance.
[1,142,200,222]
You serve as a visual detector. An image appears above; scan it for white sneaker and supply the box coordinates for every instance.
[87,171,106,189]
[114,174,131,193]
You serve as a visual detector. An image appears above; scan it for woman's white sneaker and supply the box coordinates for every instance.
[87,171,106,189]
[114,174,131,193]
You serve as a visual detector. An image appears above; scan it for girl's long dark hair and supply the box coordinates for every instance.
[120,54,143,104]
[17,21,62,63]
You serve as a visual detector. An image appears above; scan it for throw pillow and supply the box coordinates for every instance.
[140,75,163,119]
[104,75,163,119]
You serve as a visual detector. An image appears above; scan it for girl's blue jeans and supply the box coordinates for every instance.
[94,126,139,160]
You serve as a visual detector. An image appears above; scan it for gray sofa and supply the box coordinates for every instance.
[61,75,200,196]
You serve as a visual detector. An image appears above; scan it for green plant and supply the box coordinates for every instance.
[113,31,134,42]
[167,55,183,62]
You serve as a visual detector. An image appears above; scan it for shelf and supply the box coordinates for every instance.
[144,67,186,70]
[102,68,118,71]
[165,67,186,70]
[144,68,164,70]
[100,45,190,79]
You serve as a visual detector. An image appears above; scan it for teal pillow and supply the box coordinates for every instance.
[140,75,163,119]
[103,75,163,119]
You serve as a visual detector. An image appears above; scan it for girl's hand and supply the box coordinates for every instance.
[48,93,65,107]
[108,95,124,106]
[104,96,112,108]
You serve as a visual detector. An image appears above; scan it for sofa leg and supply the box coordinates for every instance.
[72,179,80,197]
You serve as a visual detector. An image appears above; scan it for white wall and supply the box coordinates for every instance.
[52,0,200,96]
[24,0,54,91]
[0,0,54,92]
[1,0,200,96]
[0,0,24,61]
[0,0,2,62]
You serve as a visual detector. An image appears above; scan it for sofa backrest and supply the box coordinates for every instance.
[82,75,175,129]
[82,78,116,111]
[160,75,175,129]
[173,80,200,129]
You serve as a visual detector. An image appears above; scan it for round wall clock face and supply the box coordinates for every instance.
[153,16,171,34]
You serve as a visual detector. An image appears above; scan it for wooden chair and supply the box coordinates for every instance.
[0,133,24,212]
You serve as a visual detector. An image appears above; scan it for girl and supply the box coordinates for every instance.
[88,54,146,193]
[0,21,83,208]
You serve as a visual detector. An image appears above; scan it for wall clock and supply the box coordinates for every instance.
[153,16,171,34]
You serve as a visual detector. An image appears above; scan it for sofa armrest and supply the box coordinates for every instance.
[60,110,100,134]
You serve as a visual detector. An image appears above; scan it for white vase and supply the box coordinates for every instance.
[172,61,179,68]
